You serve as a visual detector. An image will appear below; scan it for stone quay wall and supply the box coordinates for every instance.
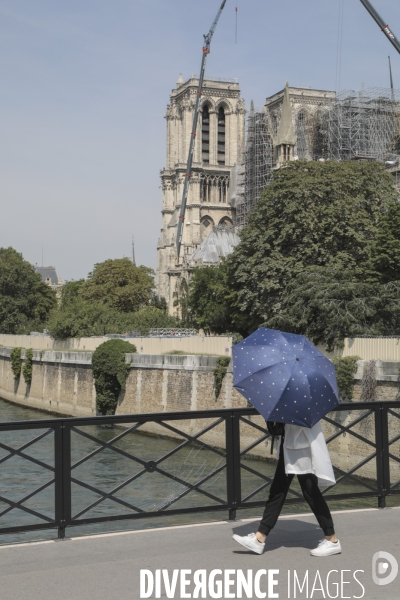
[0,348,247,418]
[0,349,399,483]
[0,333,233,357]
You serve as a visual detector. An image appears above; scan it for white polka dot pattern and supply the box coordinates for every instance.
[232,328,340,428]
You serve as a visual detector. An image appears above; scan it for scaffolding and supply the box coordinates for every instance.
[327,86,400,162]
[236,86,400,227]
[236,105,274,227]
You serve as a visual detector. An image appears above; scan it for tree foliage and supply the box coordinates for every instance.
[10,347,23,380]
[182,161,400,347]
[369,199,400,283]
[0,247,57,334]
[23,349,34,386]
[186,263,233,334]
[267,267,400,351]
[125,306,179,336]
[81,259,154,313]
[332,356,360,401]
[92,339,137,415]
[173,277,191,325]
[150,294,168,311]
[47,293,178,340]
[59,279,86,309]
[228,161,398,334]
[214,356,231,398]
[47,298,132,340]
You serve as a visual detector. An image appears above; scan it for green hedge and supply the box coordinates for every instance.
[332,355,360,401]
[214,357,231,399]
[23,348,34,386]
[10,347,23,380]
[92,339,137,415]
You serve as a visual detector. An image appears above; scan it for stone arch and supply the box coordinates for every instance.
[215,99,233,114]
[201,98,216,111]
[218,217,233,229]
[200,215,214,239]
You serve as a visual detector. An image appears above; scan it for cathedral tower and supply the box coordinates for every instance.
[156,75,246,312]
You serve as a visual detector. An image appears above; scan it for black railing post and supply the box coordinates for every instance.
[381,403,390,507]
[62,423,72,537]
[375,404,390,508]
[55,422,72,539]
[226,412,241,520]
[54,423,64,538]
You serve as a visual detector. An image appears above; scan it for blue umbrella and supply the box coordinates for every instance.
[232,328,339,428]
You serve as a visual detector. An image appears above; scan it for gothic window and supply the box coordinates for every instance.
[200,215,214,239]
[200,177,206,202]
[219,217,233,229]
[218,107,226,165]
[202,105,210,164]
[218,177,227,203]
[272,113,278,136]
[201,175,229,204]
[296,111,308,159]
[200,175,212,203]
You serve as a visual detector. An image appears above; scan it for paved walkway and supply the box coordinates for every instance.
[0,508,399,599]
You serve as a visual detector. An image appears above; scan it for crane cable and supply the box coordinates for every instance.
[235,5,238,44]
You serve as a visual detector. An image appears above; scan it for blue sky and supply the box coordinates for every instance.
[1,0,400,281]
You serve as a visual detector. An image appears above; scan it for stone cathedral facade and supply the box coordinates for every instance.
[156,75,246,312]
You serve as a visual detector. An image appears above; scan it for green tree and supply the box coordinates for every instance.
[150,294,168,311]
[59,279,86,309]
[47,301,132,340]
[92,339,137,415]
[173,276,191,325]
[228,160,398,333]
[126,306,179,336]
[0,247,57,334]
[47,281,179,339]
[369,200,400,283]
[267,267,400,350]
[81,258,154,313]
[187,263,232,334]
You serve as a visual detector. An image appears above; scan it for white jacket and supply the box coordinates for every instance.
[279,422,336,487]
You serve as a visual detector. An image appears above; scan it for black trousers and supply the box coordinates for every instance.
[258,440,335,537]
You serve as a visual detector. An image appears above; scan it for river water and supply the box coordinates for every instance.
[0,398,395,545]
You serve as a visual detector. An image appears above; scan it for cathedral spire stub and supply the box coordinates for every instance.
[275,82,296,146]
[274,82,296,167]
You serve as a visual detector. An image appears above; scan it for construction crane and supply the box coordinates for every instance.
[359,0,400,54]
[175,0,228,263]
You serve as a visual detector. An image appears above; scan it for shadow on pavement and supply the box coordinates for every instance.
[231,518,323,553]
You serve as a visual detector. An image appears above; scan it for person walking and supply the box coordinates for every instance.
[232,421,341,557]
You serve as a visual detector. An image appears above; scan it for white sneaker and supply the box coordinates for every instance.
[310,538,342,557]
[232,532,265,555]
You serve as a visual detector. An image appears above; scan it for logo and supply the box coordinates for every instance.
[372,551,398,586]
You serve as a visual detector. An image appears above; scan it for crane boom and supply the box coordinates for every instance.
[175,0,228,262]
[359,0,400,54]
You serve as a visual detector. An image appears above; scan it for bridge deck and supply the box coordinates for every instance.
[0,507,398,599]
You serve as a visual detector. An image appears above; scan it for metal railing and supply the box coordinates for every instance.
[148,328,198,337]
[0,401,398,540]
